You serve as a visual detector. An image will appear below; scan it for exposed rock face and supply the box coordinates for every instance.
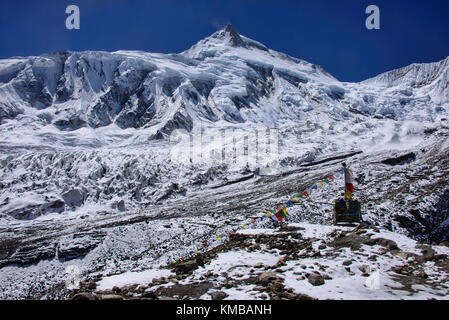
[257,271,281,285]
[60,222,449,301]
[375,238,400,251]
[62,189,84,207]
[174,260,198,274]
[381,153,416,166]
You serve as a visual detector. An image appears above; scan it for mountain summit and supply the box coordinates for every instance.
[212,24,246,47]
[183,24,269,59]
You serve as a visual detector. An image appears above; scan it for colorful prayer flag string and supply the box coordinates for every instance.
[166,169,345,266]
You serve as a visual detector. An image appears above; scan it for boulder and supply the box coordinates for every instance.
[210,291,229,300]
[42,199,65,214]
[376,238,399,251]
[85,281,97,290]
[359,265,370,273]
[257,271,281,285]
[307,273,325,286]
[420,246,436,260]
[395,251,415,260]
[111,199,126,211]
[269,281,284,293]
[342,259,353,266]
[277,257,287,265]
[417,270,429,279]
[112,286,121,293]
[174,260,198,274]
[62,189,84,207]
[142,291,158,299]
[360,272,370,277]
[196,257,205,267]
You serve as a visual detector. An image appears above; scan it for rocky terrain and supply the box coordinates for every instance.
[71,223,449,301]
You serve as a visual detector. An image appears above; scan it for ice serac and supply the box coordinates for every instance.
[362,56,449,104]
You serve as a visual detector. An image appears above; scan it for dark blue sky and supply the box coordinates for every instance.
[1,0,448,81]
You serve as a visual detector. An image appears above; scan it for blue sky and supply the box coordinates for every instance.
[1,0,448,81]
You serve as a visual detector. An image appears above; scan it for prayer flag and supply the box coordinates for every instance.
[344,167,355,200]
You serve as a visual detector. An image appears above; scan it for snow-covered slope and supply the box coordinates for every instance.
[362,57,449,105]
[87,223,449,301]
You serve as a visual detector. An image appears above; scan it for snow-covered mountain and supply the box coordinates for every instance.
[1,22,448,227]
[0,25,448,300]
[362,56,449,105]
